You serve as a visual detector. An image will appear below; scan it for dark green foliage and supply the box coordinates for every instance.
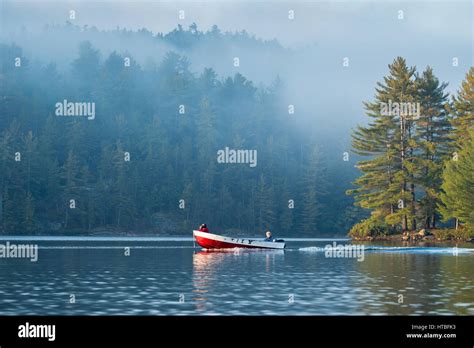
[438,68,474,229]
[439,129,474,227]
[347,57,470,234]
[0,36,358,236]
[414,67,451,228]
[449,67,474,148]
[348,216,390,239]
[348,57,419,231]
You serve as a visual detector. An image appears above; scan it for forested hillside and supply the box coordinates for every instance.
[1,24,471,238]
[0,26,362,236]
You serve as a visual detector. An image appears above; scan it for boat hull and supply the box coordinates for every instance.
[193,230,285,250]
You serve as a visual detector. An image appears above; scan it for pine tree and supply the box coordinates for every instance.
[112,140,134,229]
[415,67,451,228]
[96,143,114,227]
[24,192,35,233]
[72,41,100,98]
[301,145,327,234]
[441,67,474,229]
[22,131,39,232]
[256,175,275,232]
[61,150,82,229]
[80,164,99,232]
[196,98,219,222]
[450,67,474,148]
[348,57,418,231]
[0,124,15,232]
[37,116,62,226]
[279,180,294,234]
[181,182,194,228]
[439,129,474,227]
[0,122,24,233]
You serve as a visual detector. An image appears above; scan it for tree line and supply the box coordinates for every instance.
[0,38,361,236]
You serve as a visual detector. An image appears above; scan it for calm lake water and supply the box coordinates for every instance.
[1,236,473,315]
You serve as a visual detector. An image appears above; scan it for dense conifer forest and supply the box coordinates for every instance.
[0,24,472,237]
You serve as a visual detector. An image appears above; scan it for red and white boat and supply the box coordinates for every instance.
[193,230,286,250]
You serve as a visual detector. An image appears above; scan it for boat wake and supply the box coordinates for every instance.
[299,246,474,254]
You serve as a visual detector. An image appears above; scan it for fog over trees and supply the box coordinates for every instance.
[0,25,365,235]
[0,17,472,237]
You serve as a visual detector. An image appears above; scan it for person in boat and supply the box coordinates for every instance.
[264,230,274,242]
[199,224,209,233]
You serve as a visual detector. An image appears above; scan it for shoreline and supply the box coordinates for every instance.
[350,229,474,243]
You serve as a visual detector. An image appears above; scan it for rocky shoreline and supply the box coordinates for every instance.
[351,228,474,242]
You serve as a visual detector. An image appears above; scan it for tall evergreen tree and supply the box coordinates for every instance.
[415,67,451,228]
[348,57,418,231]
[256,175,275,232]
[71,41,100,98]
[439,129,474,227]
[0,122,23,232]
[301,145,327,234]
[112,140,135,229]
[61,150,82,229]
[438,68,474,229]
[279,180,294,234]
[449,67,474,148]
[22,131,39,232]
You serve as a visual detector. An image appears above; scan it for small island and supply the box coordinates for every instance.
[347,62,473,243]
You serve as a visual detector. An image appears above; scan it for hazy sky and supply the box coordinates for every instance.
[1,1,472,48]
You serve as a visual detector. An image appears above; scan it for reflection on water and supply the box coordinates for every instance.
[0,240,472,315]
[191,250,285,313]
[192,251,218,311]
